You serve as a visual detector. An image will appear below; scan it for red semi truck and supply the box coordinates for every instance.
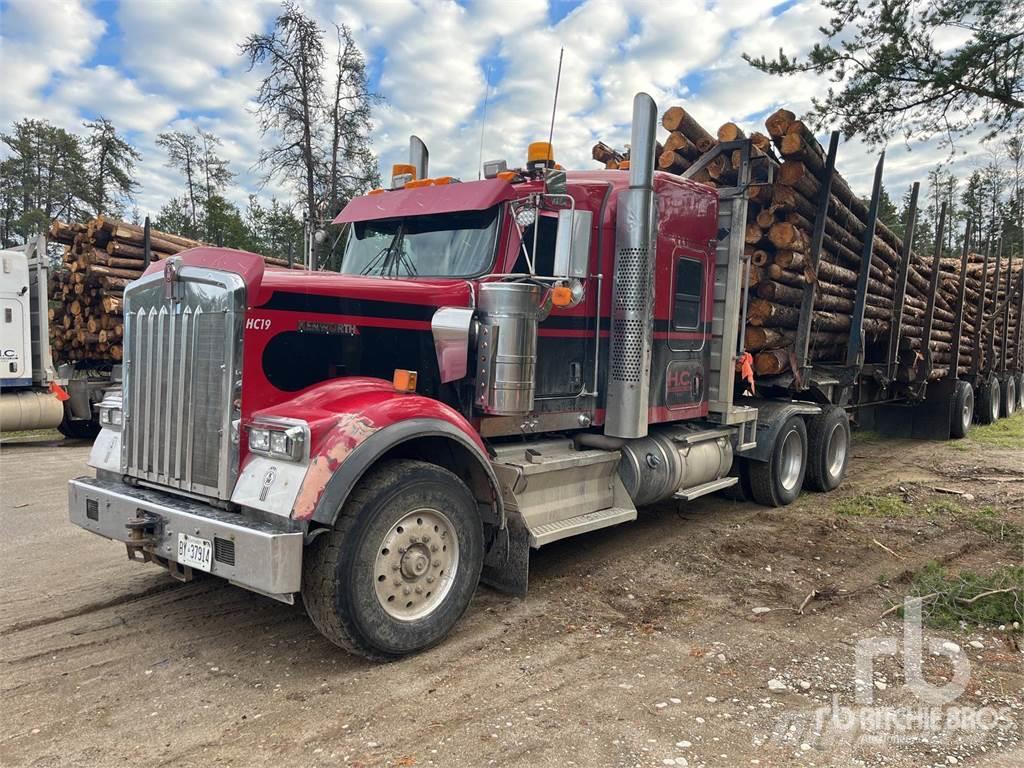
[68,93,1014,659]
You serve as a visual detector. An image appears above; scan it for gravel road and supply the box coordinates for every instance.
[1,423,1022,768]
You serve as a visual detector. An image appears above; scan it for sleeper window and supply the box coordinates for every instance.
[673,257,703,330]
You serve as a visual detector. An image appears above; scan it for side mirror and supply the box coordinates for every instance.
[553,209,592,278]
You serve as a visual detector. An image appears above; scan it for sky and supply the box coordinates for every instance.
[0,0,998,222]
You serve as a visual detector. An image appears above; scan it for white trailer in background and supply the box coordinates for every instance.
[0,235,110,436]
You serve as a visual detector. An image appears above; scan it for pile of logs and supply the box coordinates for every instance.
[47,217,208,362]
[969,257,1023,373]
[592,107,1016,382]
[47,217,299,364]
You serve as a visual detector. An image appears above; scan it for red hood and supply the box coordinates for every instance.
[143,247,473,309]
[253,268,473,309]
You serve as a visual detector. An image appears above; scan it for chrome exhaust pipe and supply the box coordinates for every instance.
[628,92,657,191]
[605,92,658,439]
[410,135,429,180]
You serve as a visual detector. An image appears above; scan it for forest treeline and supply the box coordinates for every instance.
[0,1,378,266]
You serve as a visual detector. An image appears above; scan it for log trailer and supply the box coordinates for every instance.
[68,93,1023,659]
[1,235,111,436]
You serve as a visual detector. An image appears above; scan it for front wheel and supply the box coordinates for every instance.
[748,415,807,507]
[805,406,850,492]
[301,459,484,660]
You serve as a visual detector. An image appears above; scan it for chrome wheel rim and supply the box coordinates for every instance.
[825,422,847,479]
[779,429,803,492]
[1008,380,1017,416]
[962,388,973,430]
[991,382,1000,421]
[374,508,459,622]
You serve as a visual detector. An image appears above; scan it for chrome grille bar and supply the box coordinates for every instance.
[163,307,175,479]
[173,307,190,479]
[184,307,200,488]
[142,308,155,474]
[121,268,244,500]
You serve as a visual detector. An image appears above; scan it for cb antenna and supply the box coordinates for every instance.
[546,47,564,164]
[478,63,492,180]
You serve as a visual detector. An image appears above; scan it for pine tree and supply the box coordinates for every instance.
[744,0,1024,145]
[156,131,202,236]
[84,117,140,216]
[0,119,91,245]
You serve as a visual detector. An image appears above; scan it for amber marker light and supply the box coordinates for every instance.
[393,369,418,393]
[527,141,554,165]
[391,163,417,188]
[551,286,574,308]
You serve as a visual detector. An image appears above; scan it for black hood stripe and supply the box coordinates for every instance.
[258,291,711,334]
[258,291,438,322]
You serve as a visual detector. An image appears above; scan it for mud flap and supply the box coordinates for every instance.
[480,514,530,597]
[864,379,957,440]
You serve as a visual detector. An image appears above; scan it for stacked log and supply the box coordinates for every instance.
[593,106,981,382]
[47,217,298,363]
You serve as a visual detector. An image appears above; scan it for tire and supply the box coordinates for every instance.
[58,416,100,440]
[950,380,974,439]
[1001,376,1017,418]
[719,458,752,501]
[301,459,484,660]
[1016,373,1024,411]
[748,415,807,507]
[976,376,1000,425]
[805,406,850,492]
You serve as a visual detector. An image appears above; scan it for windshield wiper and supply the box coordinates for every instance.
[360,225,405,276]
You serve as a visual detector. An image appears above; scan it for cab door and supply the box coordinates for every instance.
[653,241,712,419]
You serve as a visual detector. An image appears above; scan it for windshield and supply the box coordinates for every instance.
[340,207,499,277]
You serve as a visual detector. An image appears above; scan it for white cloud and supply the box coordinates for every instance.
[0,0,104,128]
[0,0,1003,224]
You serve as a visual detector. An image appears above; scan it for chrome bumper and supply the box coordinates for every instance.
[69,476,303,598]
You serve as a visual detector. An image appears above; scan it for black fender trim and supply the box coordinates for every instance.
[309,417,504,529]
[740,399,824,463]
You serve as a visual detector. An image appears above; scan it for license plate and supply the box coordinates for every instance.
[177,533,212,572]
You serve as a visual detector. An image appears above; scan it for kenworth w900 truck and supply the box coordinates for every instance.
[69,93,1012,659]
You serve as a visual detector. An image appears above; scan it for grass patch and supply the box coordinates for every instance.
[969,411,1024,449]
[0,428,62,445]
[891,562,1024,630]
[968,516,1024,549]
[936,504,1024,549]
[924,499,963,516]
[833,493,911,517]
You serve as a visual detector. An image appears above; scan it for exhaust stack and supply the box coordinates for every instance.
[410,135,429,181]
[605,92,658,439]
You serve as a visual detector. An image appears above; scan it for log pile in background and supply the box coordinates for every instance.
[593,107,999,382]
[47,217,299,364]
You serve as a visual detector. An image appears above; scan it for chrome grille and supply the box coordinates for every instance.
[122,268,244,499]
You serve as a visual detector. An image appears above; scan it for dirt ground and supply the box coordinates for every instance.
[1,417,1022,768]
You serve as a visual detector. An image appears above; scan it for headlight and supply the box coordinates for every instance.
[246,423,306,461]
[99,406,122,429]
[248,427,271,452]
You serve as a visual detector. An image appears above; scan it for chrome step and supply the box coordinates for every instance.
[673,476,738,501]
[528,506,637,547]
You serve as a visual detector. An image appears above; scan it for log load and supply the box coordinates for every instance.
[591,102,989,384]
[47,217,300,364]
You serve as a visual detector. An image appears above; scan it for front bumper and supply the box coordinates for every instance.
[69,476,303,598]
